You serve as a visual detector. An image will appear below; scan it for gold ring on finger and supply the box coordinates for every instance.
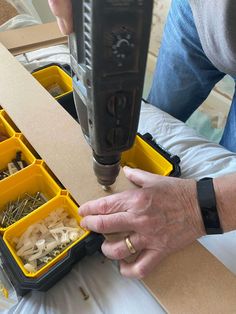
[125,235,137,255]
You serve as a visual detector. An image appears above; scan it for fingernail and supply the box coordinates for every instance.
[78,207,84,217]
[123,166,131,172]
[80,218,87,229]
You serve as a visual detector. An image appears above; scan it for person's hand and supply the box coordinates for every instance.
[48,0,73,35]
[79,167,205,279]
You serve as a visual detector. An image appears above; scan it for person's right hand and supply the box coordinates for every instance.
[79,167,205,279]
[48,0,73,35]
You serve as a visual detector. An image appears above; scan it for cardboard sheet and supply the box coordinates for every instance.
[143,242,236,313]
[0,22,67,55]
[0,43,236,313]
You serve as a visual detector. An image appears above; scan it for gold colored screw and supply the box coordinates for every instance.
[0,284,9,299]
[79,287,89,301]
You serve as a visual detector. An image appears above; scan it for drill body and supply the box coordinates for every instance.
[69,0,153,187]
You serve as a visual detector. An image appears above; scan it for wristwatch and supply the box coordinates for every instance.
[196,177,223,234]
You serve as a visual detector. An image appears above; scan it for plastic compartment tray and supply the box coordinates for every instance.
[3,195,89,278]
[32,64,78,120]
[0,137,36,182]
[121,134,174,176]
[0,162,61,233]
[32,65,73,99]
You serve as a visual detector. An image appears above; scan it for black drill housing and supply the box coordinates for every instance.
[69,0,153,183]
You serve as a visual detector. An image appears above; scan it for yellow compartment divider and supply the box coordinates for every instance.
[0,163,62,233]
[121,135,173,176]
[60,190,69,196]
[32,65,73,99]
[1,110,21,133]
[20,136,41,160]
[0,111,17,143]
[0,137,36,182]
[3,195,89,278]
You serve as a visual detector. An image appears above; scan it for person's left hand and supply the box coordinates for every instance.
[79,167,205,279]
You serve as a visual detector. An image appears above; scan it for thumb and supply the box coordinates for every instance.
[48,0,73,35]
[123,166,159,187]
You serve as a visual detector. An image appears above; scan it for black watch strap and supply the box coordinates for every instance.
[196,177,223,234]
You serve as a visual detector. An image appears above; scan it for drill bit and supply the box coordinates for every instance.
[102,185,111,192]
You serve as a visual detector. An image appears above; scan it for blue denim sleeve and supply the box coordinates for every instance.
[147,0,225,122]
[220,93,236,152]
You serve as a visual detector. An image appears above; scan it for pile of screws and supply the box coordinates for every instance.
[37,242,71,265]
[0,152,28,181]
[12,208,85,273]
[0,192,47,228]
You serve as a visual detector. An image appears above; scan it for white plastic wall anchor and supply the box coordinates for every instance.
[16,224,37,249]
[55,208,64,216]
[24,263,37,273]
[17,248,35,258]
[48,221,64,229]
[35,223,48,234]
[16,240,34,256]
[61,231,70,244]
[45,212,60,228]
[68,218,78,228]
[50,227,80,233]
[50,231,60,243]
[35,239,45,251]
[50,229,65,243]
[45,241,58,252]
[69,231,80,242]
[15,208,83,271]
[28,247,44,262]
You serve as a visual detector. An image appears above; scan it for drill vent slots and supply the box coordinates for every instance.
[83,0,92,68]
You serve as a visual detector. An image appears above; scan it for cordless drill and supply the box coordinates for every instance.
[69,0,153,189]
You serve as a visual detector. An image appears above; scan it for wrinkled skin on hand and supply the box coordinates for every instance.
[79,167,205,279]
[48,0,73,35]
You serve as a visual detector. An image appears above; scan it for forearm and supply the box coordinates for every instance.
[214,173,236,232]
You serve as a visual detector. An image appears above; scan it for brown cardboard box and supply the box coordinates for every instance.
[0,22,67,55]
[0,42,236,313]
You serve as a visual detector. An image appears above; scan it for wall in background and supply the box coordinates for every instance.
[149,0,171,57]
[31,0,55,23]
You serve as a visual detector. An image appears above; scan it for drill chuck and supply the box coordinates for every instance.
[93,157,120,188]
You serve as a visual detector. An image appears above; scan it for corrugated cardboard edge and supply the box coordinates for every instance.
[0,22,67,55]
[0,44,236,313]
